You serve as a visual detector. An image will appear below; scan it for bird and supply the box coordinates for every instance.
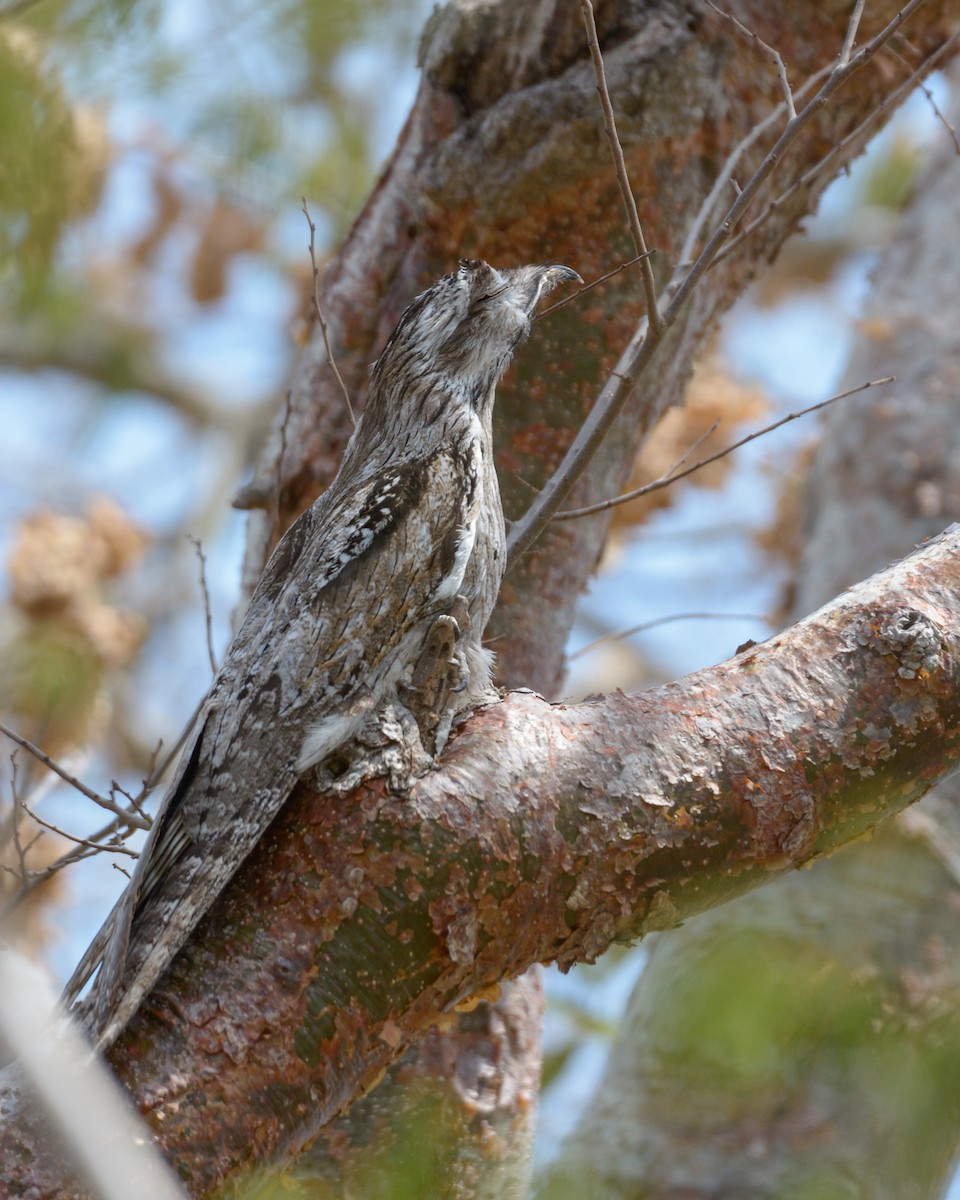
[65,258,581,1048]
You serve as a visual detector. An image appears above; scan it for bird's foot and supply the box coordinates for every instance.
[403,598,472,755]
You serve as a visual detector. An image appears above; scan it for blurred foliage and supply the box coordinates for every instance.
[2,622,104,750]
[861,132,924,210]
[0,0,428,394]
[0,497,149,926]
[0,27,103,302]
[238,1081,482,1200]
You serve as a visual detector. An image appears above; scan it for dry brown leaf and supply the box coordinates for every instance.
[608,355,768,534]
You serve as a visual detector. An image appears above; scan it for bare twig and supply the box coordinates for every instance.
[143,695,204,792]
[578,0,661,331]
[916,80,960,155]
[839,0,866,67]
[555,377,894,521]
[537,252,655,321]
[20,801,140,858]
[110,780,149,825]
[0,815,132,922]
[0,722,150,830]
[677,66,831,270]
[507,0,934,563]
[712,32,960,269]
[121,737,163,823]
[8,757,29,883]
[188,536,218,676]
[706,2,796,119]
[662,418,720,479]
[301,198,355,428]
[888,44,960,154]
[0,717,168,916]
[118,694,203,823]
[571,611,770,661]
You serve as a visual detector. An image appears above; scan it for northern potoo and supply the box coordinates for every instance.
[67,259,580,1047]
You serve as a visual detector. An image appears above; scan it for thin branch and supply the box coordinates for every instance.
[0,722,150,830]
[839,0,866,67]
[555,377,894,521]
[916,82,960,156]
[507,0,933,563]
[888,44,960,154]
[0,815,130,922]
[578,0,661,331]
[8,757,29,884]
[118,737,163,823]
[124,694,205,816]
[677,66,831,271]
[110,781,149,825]
[706,1,796,119]
[536,252,655,321]
[712,31,960,268]
[20,802,140,858]
[571,611,770,661]
[150,700,202,784]
[662,0,926,340]
[188,536,218,676]
[301,198,355,428]
[662,418,720,478]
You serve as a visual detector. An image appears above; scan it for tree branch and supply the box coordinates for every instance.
[554,376,893,520]
[578,0,661,329]
[5,527,957,1194]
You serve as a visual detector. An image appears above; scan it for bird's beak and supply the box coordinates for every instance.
[524,264,581,316]
[541,264,583,289]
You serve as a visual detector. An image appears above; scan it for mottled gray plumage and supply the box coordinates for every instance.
[66,258,579,1048]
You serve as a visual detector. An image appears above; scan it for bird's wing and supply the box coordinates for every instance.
[79,440,477,1046]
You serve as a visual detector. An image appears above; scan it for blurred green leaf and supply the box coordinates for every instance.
[0,32,95,300]
[861,134,922,211]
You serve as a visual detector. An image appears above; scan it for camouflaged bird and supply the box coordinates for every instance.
[67,259,580,1047]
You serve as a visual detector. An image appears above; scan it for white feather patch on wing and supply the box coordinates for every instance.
[434,427,483,603]
[434,515,477,602]
[297,710,366,772]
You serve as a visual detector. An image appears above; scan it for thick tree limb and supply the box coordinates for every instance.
[4,527,958,1194]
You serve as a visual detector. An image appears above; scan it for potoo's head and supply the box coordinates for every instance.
[371,259,581,408]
